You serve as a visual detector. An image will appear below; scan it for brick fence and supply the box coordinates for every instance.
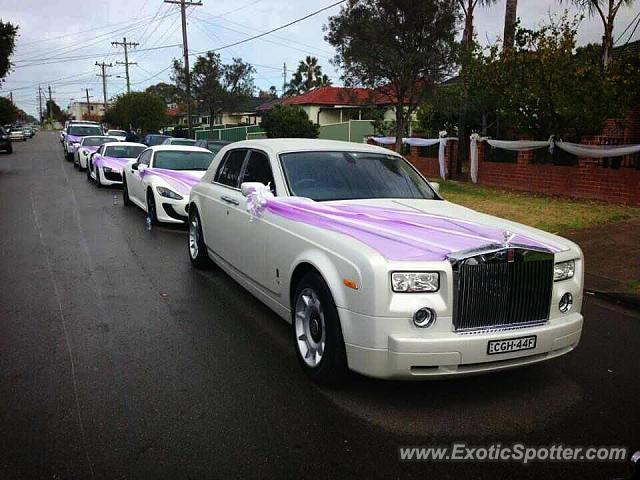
[475,142,640,205]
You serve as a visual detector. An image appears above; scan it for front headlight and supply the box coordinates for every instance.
[156,186,183,200]
[103,167,114,173]
[554,260,575,281]
[391,272,440,293]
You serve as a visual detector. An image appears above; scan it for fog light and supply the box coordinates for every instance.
[413,307,436,328]
[559,292,573,313]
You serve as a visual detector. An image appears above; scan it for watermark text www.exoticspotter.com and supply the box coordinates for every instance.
[398,443,628,464]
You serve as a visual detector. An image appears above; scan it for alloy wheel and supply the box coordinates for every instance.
[294,287,326,368]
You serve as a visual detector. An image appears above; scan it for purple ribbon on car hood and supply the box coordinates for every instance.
[66,134,81,143]
[139,168,203,196]
[93,155,131,171]
[246,187,563,261]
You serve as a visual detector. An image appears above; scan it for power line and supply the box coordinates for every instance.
[614,10,640,45]
[191,0,346,56]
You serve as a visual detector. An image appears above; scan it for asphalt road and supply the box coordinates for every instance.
[1,132,639,480]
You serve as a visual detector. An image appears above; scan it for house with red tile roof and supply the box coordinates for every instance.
[257,85,402,126]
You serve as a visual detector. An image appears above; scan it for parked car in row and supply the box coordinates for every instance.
[194,139,231,155]
[187,139,584,383]
[9,126,26,142]
[161,137,197,146]
[74,136,119,169]
[63,123,104,159]
[0,126,12,153]
[105,129,127,142]
[88,142,147,187]
[142,134,171,146]
[122,145,215,224]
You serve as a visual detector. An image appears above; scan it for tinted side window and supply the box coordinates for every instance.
[241,150,275,193]
[138,150,152,165]
[215,149,247,187]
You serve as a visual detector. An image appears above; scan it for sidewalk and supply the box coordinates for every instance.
[562,218,640,308]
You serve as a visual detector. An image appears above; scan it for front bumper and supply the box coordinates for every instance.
[341,309,583,379]
[157,198,189,223]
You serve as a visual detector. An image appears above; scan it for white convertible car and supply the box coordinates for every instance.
[122,145,215,224]
[188,139,584,383]
[88,142,147,186]
[74,135,119,169]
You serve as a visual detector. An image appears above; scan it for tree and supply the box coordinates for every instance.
[0,20,18,84]
[503,0,518,50]
[285,56,332,95]
[104,92,167,132]
[145,82,180,106]
[262,105,319,138]
[173,54,255,126]
[45,99,68,123]
[470,13,613,139]
[561,0,636,69]
[259,86,278,98]
[325,0,458,151]
[0,96,18,124]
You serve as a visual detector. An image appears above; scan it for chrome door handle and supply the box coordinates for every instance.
[220,195,239,206]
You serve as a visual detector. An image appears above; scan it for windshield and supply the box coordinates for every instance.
[280,151,436,201]
[105,145,146,158]
[68,125,103,136]
[169,139,196,146]
[147,135,169,146]
[83,137,117,146]
[107,130,127,136]
[153,150,214,170]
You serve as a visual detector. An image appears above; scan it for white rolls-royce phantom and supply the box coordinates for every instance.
[188,139,583,383]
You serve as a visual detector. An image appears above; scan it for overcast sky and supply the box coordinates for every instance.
[2,0,639,117]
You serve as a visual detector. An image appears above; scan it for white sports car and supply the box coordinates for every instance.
[122,145,215,224]
[105,129,128,142]
[74,136,119,169]
[88,142,147,187]
[188,139,584,383]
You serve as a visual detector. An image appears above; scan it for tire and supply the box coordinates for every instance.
[292,272,349,384]
[122,178,133,206]
[188,207,211,269]
[86,160,92,181]
[6,145,12,154]
[94,166,102,188]
[146,189,159,225]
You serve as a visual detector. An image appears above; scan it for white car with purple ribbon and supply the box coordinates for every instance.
[74,136,119,169]
[187,139,584,384]
[122,145,215,224]
[63,123,104,160]
[88,142,147,187]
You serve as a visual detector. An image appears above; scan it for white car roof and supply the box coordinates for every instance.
[146,145,211,153]
[220,138,400,156]
[102,142,147,148]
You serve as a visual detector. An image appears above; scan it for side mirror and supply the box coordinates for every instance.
[131,163,139,171]
[240,182,267,197]
[430,181,440,194]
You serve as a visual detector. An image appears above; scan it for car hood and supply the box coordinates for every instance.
[324,198,574,254]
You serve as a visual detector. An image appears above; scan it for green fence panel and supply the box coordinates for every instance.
[318,122,350,141]
[246,131,267,139]
[349,120,375,143]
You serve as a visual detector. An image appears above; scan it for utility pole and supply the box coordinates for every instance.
[9,91,13,103]
[84,88,93,120]
[111,37,139,93]
[165,0,202,139]
[282,62,287,97]
[95,61,113,108]
[38,86,44,123]
[47,85,53,123]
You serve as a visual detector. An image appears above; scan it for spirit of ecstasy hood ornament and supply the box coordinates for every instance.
[503,230,516,247]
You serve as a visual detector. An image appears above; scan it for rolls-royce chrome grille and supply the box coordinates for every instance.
[449,245,554,332]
